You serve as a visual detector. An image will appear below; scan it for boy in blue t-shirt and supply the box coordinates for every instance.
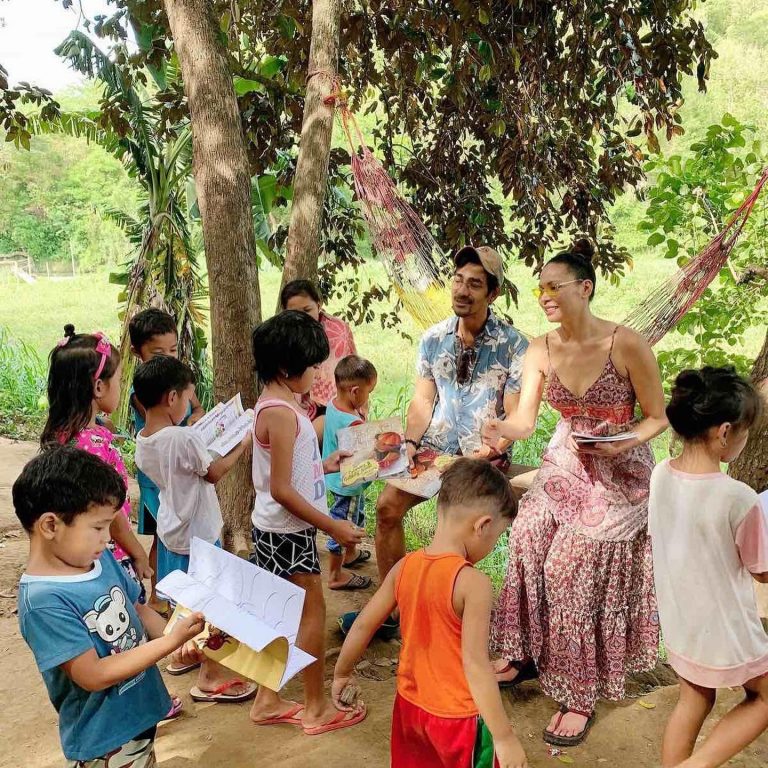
[128,308,204,617]
[14,446,204,766]
[323,355,378,591]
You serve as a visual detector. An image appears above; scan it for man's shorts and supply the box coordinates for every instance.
[326,493,366,554]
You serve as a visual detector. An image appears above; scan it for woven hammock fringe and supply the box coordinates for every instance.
[331,82,768,341]
[622,167,768,345]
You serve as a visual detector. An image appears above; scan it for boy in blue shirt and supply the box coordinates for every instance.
[323,355,377,591]
[14,446,204,766]
[128,308,204,617]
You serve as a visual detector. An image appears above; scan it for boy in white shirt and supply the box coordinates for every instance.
[134,354,255,703]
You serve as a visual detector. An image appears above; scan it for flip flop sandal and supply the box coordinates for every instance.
[190,679,258,703]
[330,573,372,591]
[497,658,539,689]
[345,550,372,568]
[252,702,305,726]
[303,707,367,736]
[161,696,184,721]
[543,707,596,747]
[166,661,202,676]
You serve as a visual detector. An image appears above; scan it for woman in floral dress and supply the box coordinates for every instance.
[482,240,668,746]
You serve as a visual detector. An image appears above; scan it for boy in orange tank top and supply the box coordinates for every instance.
[333,458,528,768]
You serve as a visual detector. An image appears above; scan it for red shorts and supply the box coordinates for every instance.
[391,694,498,768]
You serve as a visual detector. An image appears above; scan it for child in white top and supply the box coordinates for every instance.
[649,366,768,768]
[248,310,366,735]
[134,355,256,704]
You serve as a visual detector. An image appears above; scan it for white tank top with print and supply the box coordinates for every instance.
[251,398,328,534]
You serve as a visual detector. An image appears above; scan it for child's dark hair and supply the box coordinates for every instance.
[335,355,377,386]
[252,310,329,383]
[437,458,518,519]
[14,446,126,532]
[133,355,195,409]
[41,325,121,447]
[128,308,177,350]
[546,238,597,301]
[279,279,323,309]
[667,366,762,440]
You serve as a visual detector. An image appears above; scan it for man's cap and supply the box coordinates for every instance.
[454,245,505,288]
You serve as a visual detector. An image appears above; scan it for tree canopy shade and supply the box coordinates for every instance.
[18,0,715,285]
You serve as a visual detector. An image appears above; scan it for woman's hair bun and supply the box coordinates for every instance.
[63,324,76,337]
[570,238,595,264]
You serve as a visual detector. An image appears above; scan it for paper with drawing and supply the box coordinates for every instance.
[387,448,457,499]
[191,393,254,457]
[338,417,409,486]
[157,538,314,690]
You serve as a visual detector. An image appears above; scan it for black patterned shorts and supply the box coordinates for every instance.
[250,527,320,578]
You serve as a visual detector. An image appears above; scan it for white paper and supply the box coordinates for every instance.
[572,431,638,444]
[156,538,315,689]
[191,394,247,455]
[208,409,254,456]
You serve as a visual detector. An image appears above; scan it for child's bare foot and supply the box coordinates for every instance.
[301,700,367,735]
[249,698,305,726]
[191,661,256,702]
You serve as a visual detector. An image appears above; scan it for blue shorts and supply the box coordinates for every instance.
[137,482,159,536]
[327,493,365,555]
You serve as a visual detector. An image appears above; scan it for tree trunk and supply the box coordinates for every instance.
[163,0,260,554]
[729,329,768,493]
[279,0,340,295]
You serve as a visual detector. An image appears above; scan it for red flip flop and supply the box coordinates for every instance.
[303,706,367,736]
[190,679,257,703]
[252,702,305,726]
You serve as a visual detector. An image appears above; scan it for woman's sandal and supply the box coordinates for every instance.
[190,679,258,703]
[330,573,372,591]
[345,550,371,568]
[496,658,539,689]
[542,707,596,747]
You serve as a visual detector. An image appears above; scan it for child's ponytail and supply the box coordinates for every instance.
[666,366,762,441]
[41,325,121,447]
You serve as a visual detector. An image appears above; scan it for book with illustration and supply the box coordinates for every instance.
[338,417,409,487]
[158,538,314,691]
[191,393,254,457]
[387,447,458,499]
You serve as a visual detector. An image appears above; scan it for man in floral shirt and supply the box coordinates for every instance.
[339,245,528,638]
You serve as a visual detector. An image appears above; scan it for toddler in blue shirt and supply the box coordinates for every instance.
[14,446,204,765]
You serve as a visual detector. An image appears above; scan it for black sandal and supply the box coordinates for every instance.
[542,707,596,747]
[345,550,372,568]
[496,658,539,689]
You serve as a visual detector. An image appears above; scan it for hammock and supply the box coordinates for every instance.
[328,82,768,345]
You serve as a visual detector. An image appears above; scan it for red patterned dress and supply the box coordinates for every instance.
[491,330,659,712]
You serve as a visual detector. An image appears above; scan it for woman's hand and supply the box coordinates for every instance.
[481,419,506,448]
[572,438,637,457]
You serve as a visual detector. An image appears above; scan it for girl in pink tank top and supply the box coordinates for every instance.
[247,310,366,735]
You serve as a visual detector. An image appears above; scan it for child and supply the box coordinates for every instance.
[129,307,204,613]
[332,458,528,768]
[133,354,256,703]
[41,324,151,600]
[14,446,205,766]
[248,310,366,734]
[323,355,378,591]
[649,366,768,768]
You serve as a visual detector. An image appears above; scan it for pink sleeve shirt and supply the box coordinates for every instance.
[735,502,768,574]
[71,426,132,561]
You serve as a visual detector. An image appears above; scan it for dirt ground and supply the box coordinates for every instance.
[1,437,767,768]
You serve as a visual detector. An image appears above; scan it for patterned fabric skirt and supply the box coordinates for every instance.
[491,496,659,712]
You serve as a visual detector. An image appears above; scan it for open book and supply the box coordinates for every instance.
[191,393,254,457]
[387,448,457,499]
[572,431,638,445]
[338,417,410,487]
[158,538,314,691]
